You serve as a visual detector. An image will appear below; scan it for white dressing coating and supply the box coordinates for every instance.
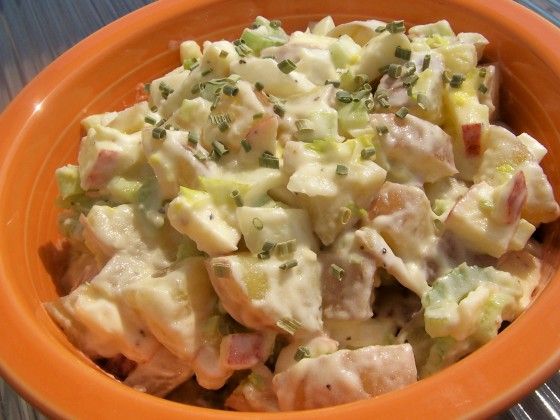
[48,15,560,411]
[272,344,417,410]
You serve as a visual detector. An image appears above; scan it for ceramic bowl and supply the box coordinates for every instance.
[1,0,560,418]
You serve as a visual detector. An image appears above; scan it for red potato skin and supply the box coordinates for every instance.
[244,115,277,146]
[462,123,482,157]
[505,171,527,224]
[221,333,265,370]
[85,149,120,189]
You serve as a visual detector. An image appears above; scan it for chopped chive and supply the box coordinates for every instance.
[253,112,264,120]
[374,90,390,108]
[159,82,174,99]
[273,104,285,118]
[155,118,166,127]
[235,43,253,57]
[278,59,297,74]
[255,81,264,91]
[442,70,452,84]
[257,251,270,260]
[276,318,301,335]
[339,207,352,224]
[402,74,419,87]
[279,259,298,271]
[386,20,405,34]
[270,19,282,29]
[336,90,353,103]
[402,61,416,76]
[239,59,246,64]
[479,67,487,78]
[295,119,313,133]
[252,217,264,230]
[354,73,369,86]
[325,80,341,87]
[259,152,280,169]
[365,99,375,112]
[209,113,232,127]
[422,54,431,71]
[211,94,221,110]
[395,106,409,118]
[294,346,311,361]
[144,82,151,92]
[150,105,158,112]
[194,151,207,161]
[375,125,389,136]
[219,50,229,58]
[212,140,229,157]
[336,164,348,176]
[262,241,276,253]
[223,84,239,96]
[361,147,376,159]
[241,139,252,152]
[375,25,387,33]
[152,127,166,139]
[379,64,390,75]
[183,57,199,70]
[363,82,372,91]
[478,83,488,94]
[230,190,243,207]
[188,131,199,145]
[191,83,201,95]
[388,63,402,78]
[276,239,297,257]
[394,46,412,61]
[218,121,229,132]
[331,263,345,280]
[450,74,466,88]
[144,116,157,125]
[416,93,429,110]
[201,68,213,77]
[213,262,230,278]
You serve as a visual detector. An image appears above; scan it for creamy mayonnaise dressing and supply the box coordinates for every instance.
[48,15,559,411]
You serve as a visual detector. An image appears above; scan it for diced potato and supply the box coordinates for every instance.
[231,58,315,98]
[327,19,386,45]
[179,40,202,63]
[369,113,456,183]
[310,16,335,36]
[206,247,322,332]
[237,206,319,254]
[445,181,524,257]
[319,231,376,320]
[357,32,411,80]
[167,187,241,256]
[272,345,417,410]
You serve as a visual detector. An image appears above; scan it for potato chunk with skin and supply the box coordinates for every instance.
[231,57,315,98]
[357,32,411,80]
[206,248,322,333]
[370,113,456,183]
[445,175,530,258]
[226,364,279,412]
[124,346,193,397]
[369,182,436,261]
[167,187,241,256]
[122,257,218,362]
[272,344,417,410]
[319,231,376,320]
[283,139,386,245]
[78,126,143,191]
[356,227,429,297]
[142,128,216,199]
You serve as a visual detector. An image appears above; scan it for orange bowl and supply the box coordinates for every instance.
[1,0,560,418]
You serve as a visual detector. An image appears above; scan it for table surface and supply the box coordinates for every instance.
[1,0,560,418]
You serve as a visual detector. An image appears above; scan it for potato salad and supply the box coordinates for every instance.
[47,16,560,411]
